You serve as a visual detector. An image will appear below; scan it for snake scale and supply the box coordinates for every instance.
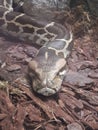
[0,0,73,96]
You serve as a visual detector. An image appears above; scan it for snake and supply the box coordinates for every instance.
[0,0,73,96]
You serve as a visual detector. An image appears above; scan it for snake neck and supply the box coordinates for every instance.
[0,1,71,46]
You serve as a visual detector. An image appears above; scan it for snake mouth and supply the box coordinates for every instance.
[37,87,57,96]
[32,80,58,96]
[32,76,62,96]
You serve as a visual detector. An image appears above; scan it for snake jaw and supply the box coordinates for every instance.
[31,74,63,96]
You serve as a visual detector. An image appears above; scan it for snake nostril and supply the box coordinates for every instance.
[42,79,47,86]
[42,79,52,88]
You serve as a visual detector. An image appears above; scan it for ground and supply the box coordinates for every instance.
[0,4,98,130]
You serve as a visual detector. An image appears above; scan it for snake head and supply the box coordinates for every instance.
[28,33,73,96]
[28,51,67,96]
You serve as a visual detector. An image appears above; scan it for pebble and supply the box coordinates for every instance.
[67,122,83,130]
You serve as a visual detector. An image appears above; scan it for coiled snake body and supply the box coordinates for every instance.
[0,0,73,96]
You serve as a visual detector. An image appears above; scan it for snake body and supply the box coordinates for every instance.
[0,0,73,96]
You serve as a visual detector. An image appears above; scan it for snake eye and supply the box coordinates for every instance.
[59,70,66,76]
[28,60,40,79]
[29,71,37,79]
[28,67,40,80]
[58,70,67,79]
[57,65,67,79]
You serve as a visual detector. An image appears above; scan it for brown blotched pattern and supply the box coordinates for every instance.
[0,0,73,96]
